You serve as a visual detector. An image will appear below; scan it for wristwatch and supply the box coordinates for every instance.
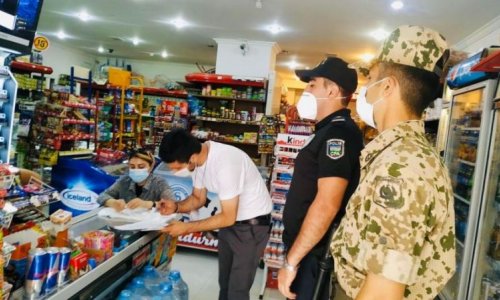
[283,258,298,272]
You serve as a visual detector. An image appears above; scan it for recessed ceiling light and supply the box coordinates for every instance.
[288,60,299,70]
[267,24,283,35]
[77,10,91,22]
[256,0,263,9]
[171,18,189,29]
[57,30,66,40]
[98,46,104,53]
[361,53,375,62]
[391,1,404,10]
[370,29,389,41]
[131,37,140,46]
[161,50,168,58]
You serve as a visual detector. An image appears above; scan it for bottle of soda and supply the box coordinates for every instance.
[169,270,189,300]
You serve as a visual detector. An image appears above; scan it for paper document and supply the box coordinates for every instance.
[98,207,180,231]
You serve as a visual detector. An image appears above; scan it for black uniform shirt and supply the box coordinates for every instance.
[282,108,364,256]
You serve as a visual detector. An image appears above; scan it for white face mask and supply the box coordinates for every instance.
[356,78,387,128]
[129,168,150,183]
[174,167,192,177]
[296,92,330,120]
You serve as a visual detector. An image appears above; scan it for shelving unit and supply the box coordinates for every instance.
[185,73,268,164]
[8,61,53,167]
[0,66,17,164]
[260,133,312,298]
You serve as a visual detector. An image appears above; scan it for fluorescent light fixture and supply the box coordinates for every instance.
[171,18,189,29]
[98,46,104,53]
[267,24,283,35]
[161,50,168,58]
[288,60,300,70]
[256,0,263,9]
[391,1,404,10]
[370,29,389,41]
[0,11,16,30]
[77,10,91,22]
[131,37,140,46]
[149,52,155,57]
[361,53,375,62]
[57,30,67,40]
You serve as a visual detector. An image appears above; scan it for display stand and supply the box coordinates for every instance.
[259,133,312,298]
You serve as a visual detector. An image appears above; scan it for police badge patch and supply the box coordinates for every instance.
[326,139,344,160]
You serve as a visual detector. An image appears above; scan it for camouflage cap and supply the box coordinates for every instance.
[376,25,449,75]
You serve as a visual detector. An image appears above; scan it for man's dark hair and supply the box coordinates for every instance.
[376,62,441,116]
[323,78,352,106]
[159,128,202,163]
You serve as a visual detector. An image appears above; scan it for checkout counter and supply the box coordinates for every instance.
[8,208,175,300]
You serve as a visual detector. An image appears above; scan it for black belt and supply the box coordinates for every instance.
[235,213,271,226]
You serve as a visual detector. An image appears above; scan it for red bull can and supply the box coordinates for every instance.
[25,248,47,299]
[45,247,60,293]
[58,247,71,286]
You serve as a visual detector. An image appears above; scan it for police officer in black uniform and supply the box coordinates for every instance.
[278,57,364,300]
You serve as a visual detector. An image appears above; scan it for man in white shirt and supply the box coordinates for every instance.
[158,129,272,300]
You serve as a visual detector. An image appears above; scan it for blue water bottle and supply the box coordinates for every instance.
[117,289,132,300]
[169,270,189,300]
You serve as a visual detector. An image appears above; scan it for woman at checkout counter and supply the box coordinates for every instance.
[97,149,173,211]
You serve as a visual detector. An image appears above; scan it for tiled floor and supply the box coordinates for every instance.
[171,247,285,300]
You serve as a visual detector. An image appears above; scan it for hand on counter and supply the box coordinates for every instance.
[106,199,126,212]
[126,198,153,209]
[161,220,190,237]
[157,199,177,215]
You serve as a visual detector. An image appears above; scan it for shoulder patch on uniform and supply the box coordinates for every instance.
[373,176,404,209]
[326,139,345,160]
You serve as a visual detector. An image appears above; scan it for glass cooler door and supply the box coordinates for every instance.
[469,98,500,300]
[443,86,485,300]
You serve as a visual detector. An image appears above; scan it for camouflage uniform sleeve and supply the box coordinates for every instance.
[351,167,433,285]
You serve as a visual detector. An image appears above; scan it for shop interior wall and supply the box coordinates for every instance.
[453,15,500,53]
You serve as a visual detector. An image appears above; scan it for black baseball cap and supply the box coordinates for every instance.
[296,57,358,94]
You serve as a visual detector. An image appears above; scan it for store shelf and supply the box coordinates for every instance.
[10,61,53,74]
[264,258,284,269]
[113,115,139,120]
[193,94,265,104]
[58,149,94,157]
[459,126,481,131]
[268,237,283,244]
[141,114,155,118]
[195,116,260,126]
[271,212,283,220]
[454,193,471,205]
[185,73,265,88]
[471,50,500,72]
[272,198,286,205]
[139,87,187,98]
[458,159,476,167]
[63,119,95,125]
[60,135,94,141]
[62,101,97,110]
[197,138,258,146]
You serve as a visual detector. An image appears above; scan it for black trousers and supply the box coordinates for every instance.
[217,224,269,300]
[291,252,331,300]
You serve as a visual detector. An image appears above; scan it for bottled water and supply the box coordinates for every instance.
[117,289,132,300]
[143,265,161,287]
[169,270,189,300]
[129,277,151,299]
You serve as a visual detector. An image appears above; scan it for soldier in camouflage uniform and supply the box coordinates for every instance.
[330,25,456,300]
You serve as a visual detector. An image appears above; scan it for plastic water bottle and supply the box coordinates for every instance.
[143,265,161,287]
[169,270,189,300]
[117,289,132,300]
[129,277,151,299]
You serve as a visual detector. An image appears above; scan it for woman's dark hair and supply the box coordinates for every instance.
[159,128,202,163]
[129,148,154,166]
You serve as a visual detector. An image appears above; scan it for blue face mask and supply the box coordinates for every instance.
[129,168,150,183]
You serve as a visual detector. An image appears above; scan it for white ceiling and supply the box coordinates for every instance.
[37,0,500,73]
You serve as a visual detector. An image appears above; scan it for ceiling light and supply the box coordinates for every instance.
[57,30,66,40]
[361,53,375,62]
[256,0,263,9]
[370,29,389,41]
[288,61,299,70]
[305,67,310,70]
[149,52,155,57]
[98,46,104,53]
[391,1,404,10]
[267,24,283,35]
[131,37,140,46]
[161,50,168,58]
[77,10,91,22]
[171,18,189,29]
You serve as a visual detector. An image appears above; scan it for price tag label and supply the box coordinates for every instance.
[33,36,50,51]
